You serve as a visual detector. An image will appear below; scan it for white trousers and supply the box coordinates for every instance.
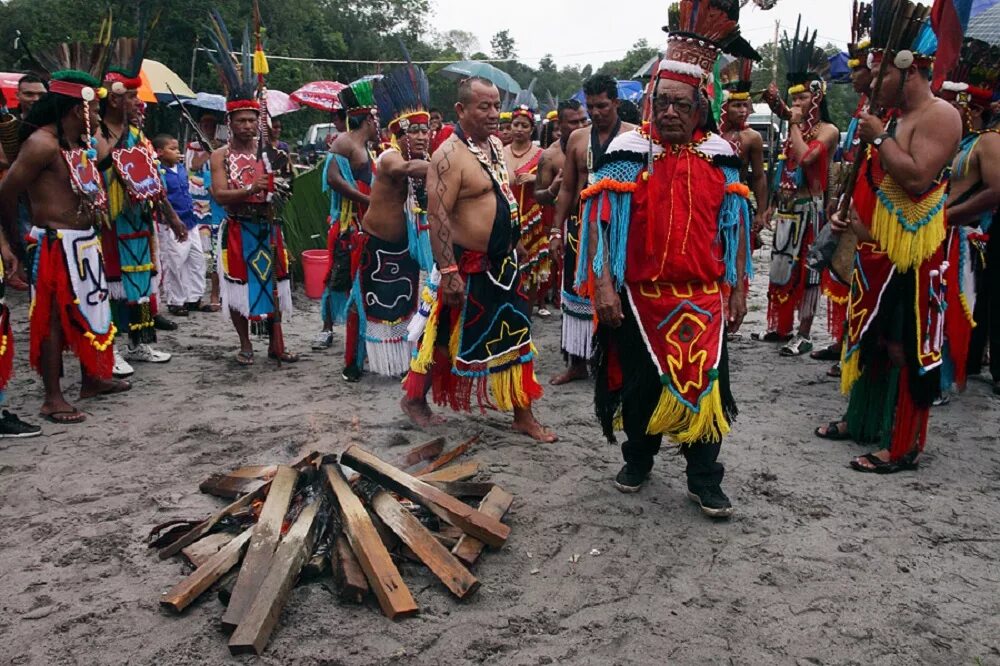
[158,223,207,306]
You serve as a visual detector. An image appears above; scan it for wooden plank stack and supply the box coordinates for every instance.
[154,434,509,656]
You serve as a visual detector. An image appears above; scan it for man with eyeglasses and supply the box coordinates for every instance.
[576,0,757,519]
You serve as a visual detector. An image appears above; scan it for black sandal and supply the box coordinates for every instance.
[751,331,793,343]
[849,451,920,474]
[815,421,851,441]
[810,345,841,361]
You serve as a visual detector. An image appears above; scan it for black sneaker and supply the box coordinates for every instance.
[687,486,734,519]
[342,365,362,383]
[154,314,178,331]
[613,464,649,493]
[0,410,43,438]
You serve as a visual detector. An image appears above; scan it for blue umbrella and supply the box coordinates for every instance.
[439,61,521,94]
[169,92,226,112]
[572,80,645,105]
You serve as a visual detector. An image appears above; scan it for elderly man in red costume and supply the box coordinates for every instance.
[578,0,756,518]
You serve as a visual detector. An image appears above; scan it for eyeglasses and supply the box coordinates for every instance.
[654,96,696,115]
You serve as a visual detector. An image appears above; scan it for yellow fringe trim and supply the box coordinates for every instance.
[840,348,862,396]
[121,263,155,273]
[870,177,947,272]
[490,363,534,412]
[959,292,976,326]
[107,179,126,221]
[646,382,731,445]
[410,300,441,374]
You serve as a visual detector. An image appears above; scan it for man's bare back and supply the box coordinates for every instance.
[330,132,369,172]
[428,134,499,254]
[7,128,94,230]
[536,141,565,194]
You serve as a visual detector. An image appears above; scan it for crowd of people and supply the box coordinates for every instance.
[0,0,996,522]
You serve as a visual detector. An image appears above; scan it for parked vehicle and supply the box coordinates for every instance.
[297,122,339,166]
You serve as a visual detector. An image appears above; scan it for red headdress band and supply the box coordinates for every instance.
[226,99,261,113]
[388,111,430,135]
[49,80,93,100]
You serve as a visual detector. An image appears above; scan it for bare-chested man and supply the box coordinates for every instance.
[549,75,634,385]
[340,64,432,380]
[758,32,840,356]
[717,62,768,245]
[401,77,555,442]
[939,39,1000,394]
[210,94,296,366]
[315,80,378,370]
[817,10,961,473]
[0,72,127,424]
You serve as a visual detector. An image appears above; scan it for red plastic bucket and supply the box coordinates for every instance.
[301,249,330,300]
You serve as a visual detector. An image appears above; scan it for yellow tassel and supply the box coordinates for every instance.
[488,363,532,412]
[870,177,947,272]
[447,313,461,364]
[646,382,731,445]
[253,49,269,76]
[410,300,441,373]
[839,349,862,396]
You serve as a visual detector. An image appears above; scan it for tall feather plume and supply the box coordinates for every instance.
[668,0,758,59]
[512,78,538,110]
[781,15,828,84]
[108,4,161,79]
[17,8,114,79]
[204,9,248,99]
[374,46,431,126]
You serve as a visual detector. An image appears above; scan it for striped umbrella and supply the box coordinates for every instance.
[290,81,347,112]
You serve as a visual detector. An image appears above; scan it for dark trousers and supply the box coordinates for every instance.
[968,229,1000,381]
[614,300,726,491]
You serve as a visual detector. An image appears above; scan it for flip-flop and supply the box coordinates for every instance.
[827,363,841,378]
[849,452,920,474]
[267,350,300,363]
[815,421,852,440]
[236,350,255,366]
[200,303,222,312]
[40,410,86,424]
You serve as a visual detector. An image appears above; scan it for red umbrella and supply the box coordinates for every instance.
[1,72,23,108]
[290,81,347,112]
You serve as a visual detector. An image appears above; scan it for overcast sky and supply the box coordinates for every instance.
[429,0,856,69]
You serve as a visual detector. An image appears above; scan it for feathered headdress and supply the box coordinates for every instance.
[204,9,258,113]
[847,1,874,69]
[940,37,1000,107]
[658,0,757,89]
[719,56,754,101]
[374,54,431,136]
[339,78,377,118]
[782,17,830,96]
[867,0,936,71]
[510,78,538,124]
[15,10,113,87]
[105,6,161,93]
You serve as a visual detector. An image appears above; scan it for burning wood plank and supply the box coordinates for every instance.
[411,433,480,476]
[160,527,253,613]
[452,487,514,565]
[228,499,325,655]
[222,465,299,631]
[416,461,480,483]
[322,464,418,619]
[342,447,509,548]
[401,436,446,468]
[182,532,237,568]
[333,533,369,603]
[198,474,267,500]
[157,453,320,560]
[370,491,480,599]
[424,481,495,498]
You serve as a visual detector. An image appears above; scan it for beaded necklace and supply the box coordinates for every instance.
[453,124,518,222]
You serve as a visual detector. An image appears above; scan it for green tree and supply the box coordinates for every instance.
[597,39,659,80]
[490,30,516,60]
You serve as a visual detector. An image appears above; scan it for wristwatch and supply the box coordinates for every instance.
[872,132,891,148]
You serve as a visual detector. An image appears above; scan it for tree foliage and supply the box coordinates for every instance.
[0,1,861,136]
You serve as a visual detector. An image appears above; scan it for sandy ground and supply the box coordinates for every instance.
[2,248,999,666]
